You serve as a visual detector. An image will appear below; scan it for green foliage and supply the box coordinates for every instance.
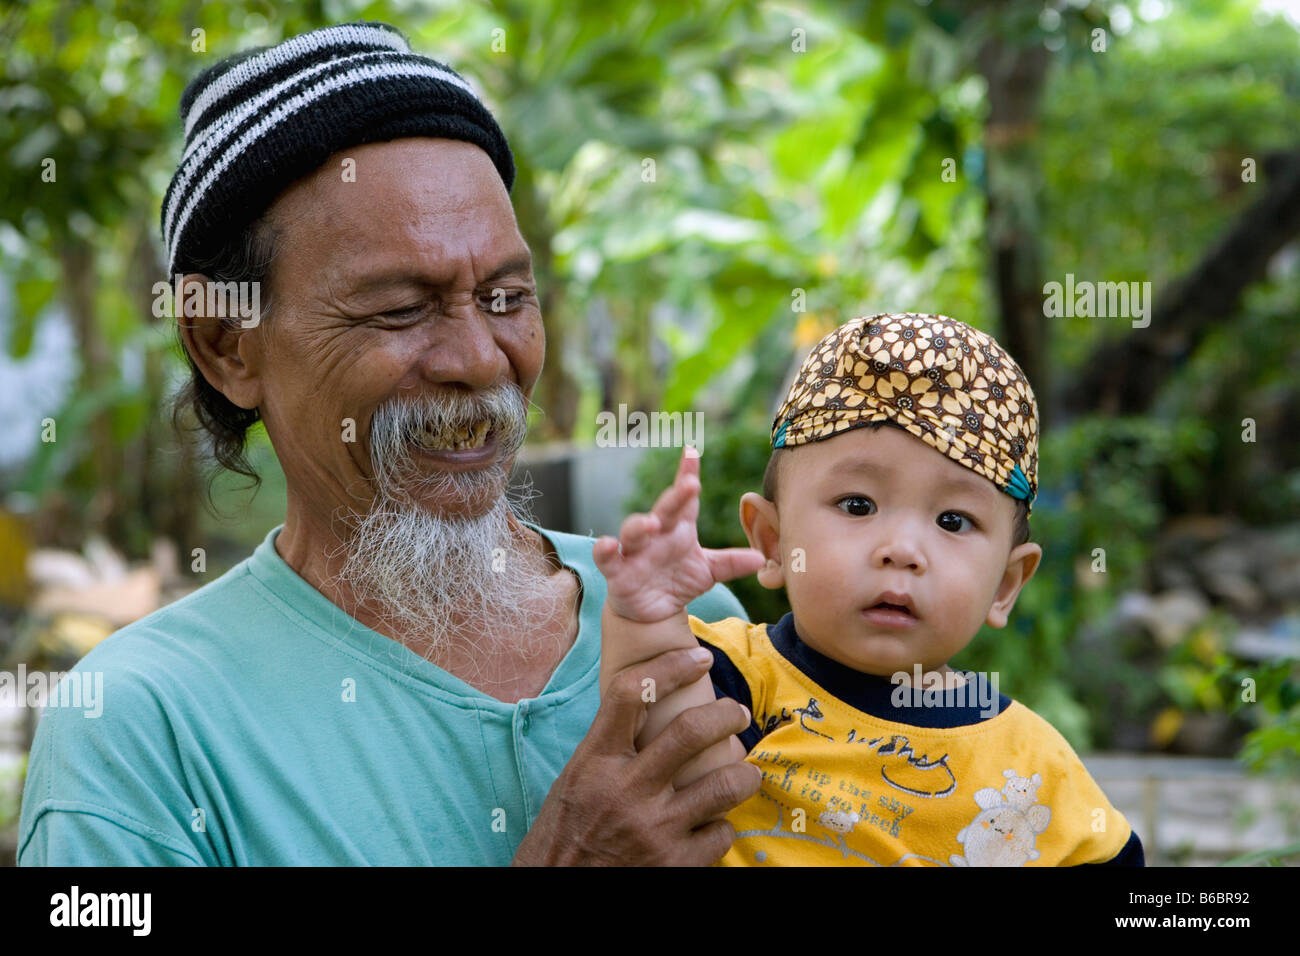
[1040,0,1300,369]
[949,417,1201,746]
[1157,286,1300,524]
[1220,840,1300,867]
[1237,664,1300,777]
[0,752,27,834]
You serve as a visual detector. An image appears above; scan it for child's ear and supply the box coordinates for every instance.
[986,542,1042,628]
[740,492,783,589]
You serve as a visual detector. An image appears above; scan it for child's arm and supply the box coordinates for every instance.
[594,445,766,790]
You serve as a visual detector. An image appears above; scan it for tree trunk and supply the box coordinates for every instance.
[57,236,118,545]
[1062,148,1300,417]
[977,37,1053,424]
[512,162,579,440]
[127,222,200,556]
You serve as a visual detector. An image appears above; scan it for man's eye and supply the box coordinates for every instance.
[480,289,527,313]
[937,511,974,533]
[836,496,876,517]
[380,304,425,320]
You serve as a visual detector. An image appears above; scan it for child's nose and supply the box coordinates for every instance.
[870,530,927,572]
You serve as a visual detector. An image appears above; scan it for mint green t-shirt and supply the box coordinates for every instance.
[18,523,748,866]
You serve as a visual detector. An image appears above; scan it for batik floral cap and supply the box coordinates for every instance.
[771,313,1039,511]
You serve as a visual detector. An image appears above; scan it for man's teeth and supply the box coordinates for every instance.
[413,420,490,451]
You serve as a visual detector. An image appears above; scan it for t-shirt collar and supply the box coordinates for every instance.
[766,612,1010,727]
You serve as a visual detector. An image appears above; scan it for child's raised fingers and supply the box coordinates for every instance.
[677,444,701,478]
[653,446,703,531]
[592,535,622,571]
[617,511,661,554]
[658,445,700,509]
[651,475,700,535]
[703,546,768,582]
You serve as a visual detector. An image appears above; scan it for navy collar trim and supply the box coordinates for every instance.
[765,613,1011,728]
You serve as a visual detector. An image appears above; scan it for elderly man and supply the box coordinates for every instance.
[18,21,759,865]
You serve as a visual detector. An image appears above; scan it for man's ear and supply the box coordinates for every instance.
[176,272,264,410]
[986,542,1042,628]
[740,492,783,590]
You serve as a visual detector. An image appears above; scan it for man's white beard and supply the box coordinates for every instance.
[330,383,569,677]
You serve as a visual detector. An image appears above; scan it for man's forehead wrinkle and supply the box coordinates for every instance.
[485,252,534,282]
[336,244,463,295]
[318,268,347,313]
[283,162,356,234]
[335,237,532,296]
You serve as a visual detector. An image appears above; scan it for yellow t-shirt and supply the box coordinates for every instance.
[690,613,1142,867]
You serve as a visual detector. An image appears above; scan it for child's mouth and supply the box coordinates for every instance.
[862,602,918,628]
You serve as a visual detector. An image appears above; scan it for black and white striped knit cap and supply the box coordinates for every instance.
[162,21,515,276]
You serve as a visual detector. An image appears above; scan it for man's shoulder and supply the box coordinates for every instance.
[66,551,269,694]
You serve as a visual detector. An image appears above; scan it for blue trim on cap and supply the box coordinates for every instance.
[1005,464,1035,502]
[772,419,790,449]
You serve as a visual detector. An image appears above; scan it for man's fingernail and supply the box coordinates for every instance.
[684,445,700,459]
[691,647,713,664]
[740,704,751,723]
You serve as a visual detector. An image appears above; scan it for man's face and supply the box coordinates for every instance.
[252,137,543,519]
[766,425,1033,676]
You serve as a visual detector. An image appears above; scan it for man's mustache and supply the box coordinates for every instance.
[368,382,530,467]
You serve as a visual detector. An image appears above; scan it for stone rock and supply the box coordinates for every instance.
[31,566,160,629]
[1261,555,1300,605]
[27,549,97,591]
[1232,615,1300,661]
[1117,589,1210,649]
[1201,572,1263,614]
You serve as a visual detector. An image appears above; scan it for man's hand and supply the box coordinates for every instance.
[593,445,765,623]
[512,646,762,866]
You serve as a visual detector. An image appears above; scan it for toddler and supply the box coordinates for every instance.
[596,313,1143,866]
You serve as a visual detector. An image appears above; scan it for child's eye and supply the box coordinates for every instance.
[937,511,974,533]
[836,495,876,517]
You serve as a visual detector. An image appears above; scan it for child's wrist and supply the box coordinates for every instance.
[600,604,695,663]
[603,601,689,630]
[603,596,688,626]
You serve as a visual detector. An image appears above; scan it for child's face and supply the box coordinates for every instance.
[740,425,1041,677]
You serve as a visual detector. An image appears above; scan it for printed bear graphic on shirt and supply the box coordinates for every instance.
[950,769,1051,867]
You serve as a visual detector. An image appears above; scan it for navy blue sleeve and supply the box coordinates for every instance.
[1079,829,1145,867]
[695,637,765,752]
[685,582,750,624]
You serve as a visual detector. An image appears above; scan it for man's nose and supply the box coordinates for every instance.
[870,519,928,572]
[420,297,508,388]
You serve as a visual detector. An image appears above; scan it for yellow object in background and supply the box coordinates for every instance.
[1150,707,1184,749]
[0,510,32,607]
[38,613,115,659]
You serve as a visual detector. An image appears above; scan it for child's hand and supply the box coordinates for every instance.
[594,445,767,624]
